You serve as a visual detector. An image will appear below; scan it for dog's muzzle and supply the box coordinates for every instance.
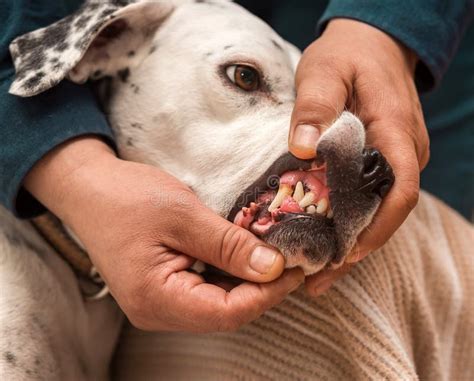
[228,149,394,274]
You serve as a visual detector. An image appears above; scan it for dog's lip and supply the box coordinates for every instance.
[227,153,313,222]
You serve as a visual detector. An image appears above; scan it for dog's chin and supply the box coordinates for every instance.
[262,214,338,275]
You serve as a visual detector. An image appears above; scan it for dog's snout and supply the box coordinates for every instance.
[360,148,395,198]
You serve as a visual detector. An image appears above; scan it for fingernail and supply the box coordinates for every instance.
[290,124,320,159]
[250,246,278,274]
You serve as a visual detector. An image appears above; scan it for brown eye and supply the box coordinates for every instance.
[226,64,260,91]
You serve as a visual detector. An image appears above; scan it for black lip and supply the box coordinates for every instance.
[227,153,313,222]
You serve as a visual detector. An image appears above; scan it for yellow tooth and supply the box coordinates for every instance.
[306,205,317,214]
[316,198,328,214]
[293,181,304,202]
[327,208,334,219]
[298,192,316,208]
[268,184,292,212]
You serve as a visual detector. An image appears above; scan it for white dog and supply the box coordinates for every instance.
[1,1,472,380]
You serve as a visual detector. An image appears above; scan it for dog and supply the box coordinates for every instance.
[1,1,472,380]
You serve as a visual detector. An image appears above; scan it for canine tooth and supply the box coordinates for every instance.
[306,205,317,214]
[298,192,316,208]
[316,198,328,214]
[293,181,304,202]
[327,209,334,219]
[268,184,292,212]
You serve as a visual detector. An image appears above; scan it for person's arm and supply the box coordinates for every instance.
[0,0,115,217]
[318,0,474,92]
[289,1,474,295]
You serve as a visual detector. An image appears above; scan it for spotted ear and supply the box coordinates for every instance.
[9,1,174,97]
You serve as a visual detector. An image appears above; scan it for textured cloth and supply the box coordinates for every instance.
[317,0,474,92]
[113,192,474,380]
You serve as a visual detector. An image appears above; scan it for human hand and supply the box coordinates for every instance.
[288,19,429,296]
[25,137,304,332]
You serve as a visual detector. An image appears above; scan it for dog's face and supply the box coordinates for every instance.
[10,0,394,274]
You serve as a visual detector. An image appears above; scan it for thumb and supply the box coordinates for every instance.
[289,63,350,159]
[170,202,286,283]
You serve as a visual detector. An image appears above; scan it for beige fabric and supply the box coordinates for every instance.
[113,192,474,380]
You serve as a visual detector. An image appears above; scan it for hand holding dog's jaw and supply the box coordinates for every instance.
[289,19,429,295]
[24,137,304,332]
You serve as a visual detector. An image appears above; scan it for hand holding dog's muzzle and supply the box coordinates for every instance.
[24,137,305,332]
[288,19,429,296]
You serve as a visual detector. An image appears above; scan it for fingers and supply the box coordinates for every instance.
[167,202,286,283]
[289,51,351,160]
[305,263,353,297]
[347,126,421,261]
[133,260,305,332]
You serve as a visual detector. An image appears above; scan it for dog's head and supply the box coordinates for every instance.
[10,0,394,274]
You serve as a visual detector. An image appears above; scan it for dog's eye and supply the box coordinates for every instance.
[226,65,260,91]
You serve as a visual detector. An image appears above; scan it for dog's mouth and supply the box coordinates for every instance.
[232,164,332,237]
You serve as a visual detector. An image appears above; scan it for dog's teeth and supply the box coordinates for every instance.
[268,184,292,212]
[298,192,316,208]
[316,198,328,214]
[327,208,334,219]
[306,205,317,214]
[293,181,304,202]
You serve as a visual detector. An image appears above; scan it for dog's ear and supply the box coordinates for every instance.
[9,1,174,97]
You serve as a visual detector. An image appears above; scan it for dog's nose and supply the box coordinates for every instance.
[360,148,395,197]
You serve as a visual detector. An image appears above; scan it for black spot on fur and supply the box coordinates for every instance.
[204,52,213,57]
[118,68,130,83]
[112,0,132,6]
[249,97,258,106]
[131,122,143,129]
[93,70,103,78]
[126,137,134,147]
[74,15,92,29]
[127,50,135,57]
[149,45,158,55]
[271,39,283,51]
[24,72,45,89]
[54,41,69,52]
[52,62,64,71]
[4,351,16,366]
[223,44,233,50]
[130,83,140,94]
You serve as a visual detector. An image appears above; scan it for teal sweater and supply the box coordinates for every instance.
[1,0,473,218]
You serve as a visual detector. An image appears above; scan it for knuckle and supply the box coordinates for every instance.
[121,276,158,331]
[400,183,420,211]
[420,145,431,170]
[218,225,250,268]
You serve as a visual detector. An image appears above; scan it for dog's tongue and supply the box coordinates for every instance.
[233,168,331,236]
